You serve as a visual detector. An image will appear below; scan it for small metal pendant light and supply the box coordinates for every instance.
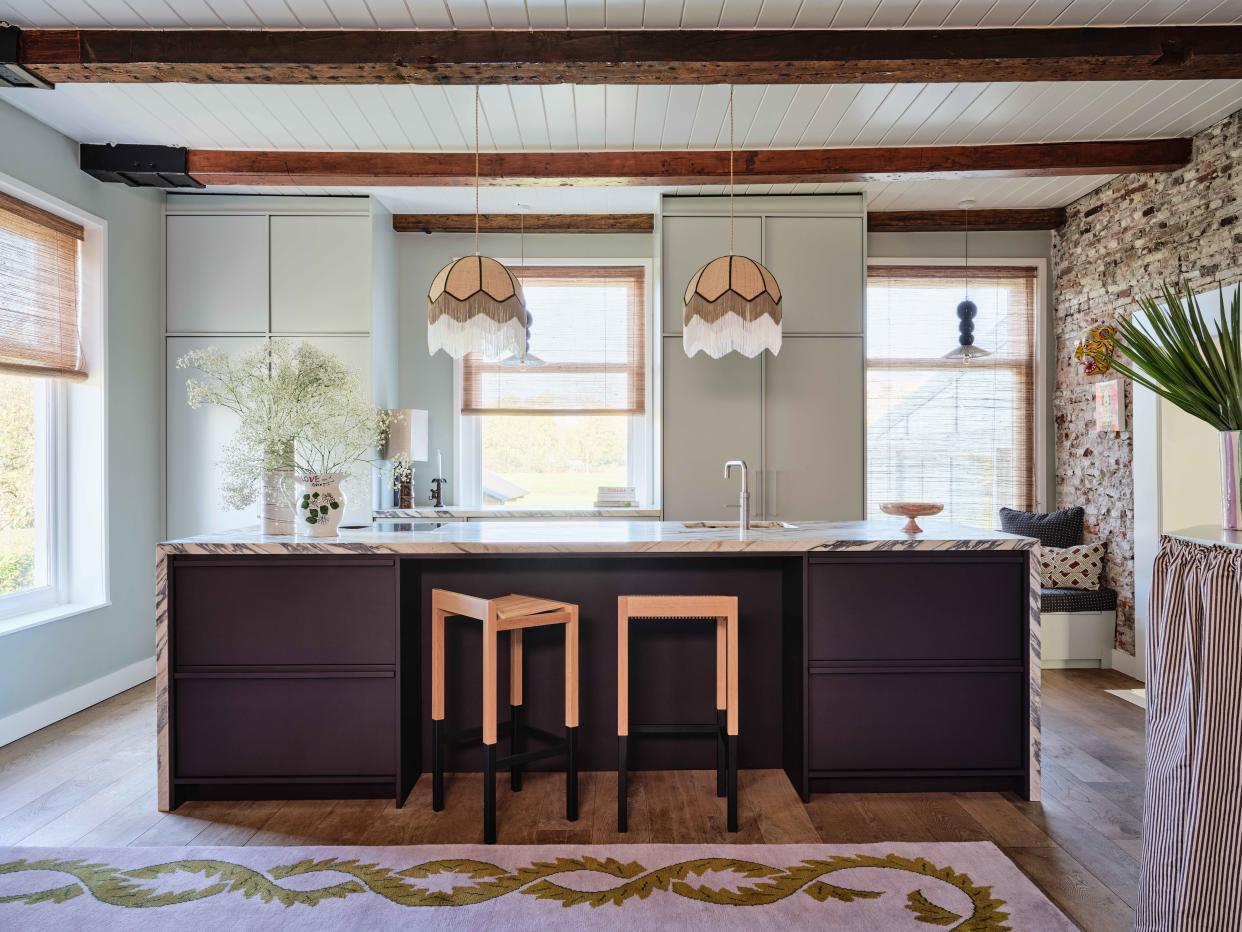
[427,88,528,359]
[499,206,546,369]
[943,198,991,361]
[683,86,783,359]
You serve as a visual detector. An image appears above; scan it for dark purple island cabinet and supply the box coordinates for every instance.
[154,520,1040,812]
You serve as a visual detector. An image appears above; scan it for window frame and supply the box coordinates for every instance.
[0,346,70,621]
[453,258,656,509]
[864,256,1048,517]
[0,171,109,637]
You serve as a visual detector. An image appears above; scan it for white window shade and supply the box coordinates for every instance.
[462,266,646,416]
[867,265,1036,529]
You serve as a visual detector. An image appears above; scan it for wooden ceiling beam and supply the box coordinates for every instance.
[180,139,1191,187]
[395,210,1068,234]
[19,26,1242,85]
[867,208,1068,232]
[393,213,654,233]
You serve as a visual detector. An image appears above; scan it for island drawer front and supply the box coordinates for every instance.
[808,670,1025,772]
[807,558,1025,661]
[176,676,395,778]
[172,559,397,667]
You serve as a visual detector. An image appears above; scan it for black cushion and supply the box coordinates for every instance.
[1041,587,1118,613]
[999,506,1084,549]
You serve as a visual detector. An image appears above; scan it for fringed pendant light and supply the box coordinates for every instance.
[943,198,991,362]
[683,86,782,359]
[427,88,528,359]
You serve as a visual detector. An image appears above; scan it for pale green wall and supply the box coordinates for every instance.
[0,99,164,721]
[396,231,652,505]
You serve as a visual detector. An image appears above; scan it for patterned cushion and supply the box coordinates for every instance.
[1040,542,1106,589]
[999,506,1084,548]
[1041,587,1118,613]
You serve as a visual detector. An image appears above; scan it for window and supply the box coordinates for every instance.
[866,264,1037,529]
[459,264,650,508]
[0,190,82,619]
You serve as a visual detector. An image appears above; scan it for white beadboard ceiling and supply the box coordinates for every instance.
[1,0,1240,211]
[0,0,1239,29]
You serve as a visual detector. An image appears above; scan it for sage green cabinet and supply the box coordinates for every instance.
[661,337,762,521]
[661,216,763,334]
[764,217,864,334]
[764,337,864,521]
[270,215,373,334]
[166,215,269,333]
[659,196,865,521]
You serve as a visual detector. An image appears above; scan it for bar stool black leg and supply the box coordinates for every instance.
[716,709,727,798]
[483,743,497,844]
[726,734,738,833]
[617,735,628,832]
[510,703,523,792]
[566,725,579,821]
[431,719,444,812]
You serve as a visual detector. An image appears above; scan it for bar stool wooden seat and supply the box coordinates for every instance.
[431,589,579,844]
[617,595,739,833]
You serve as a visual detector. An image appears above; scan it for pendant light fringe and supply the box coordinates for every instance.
[683,312,783,359]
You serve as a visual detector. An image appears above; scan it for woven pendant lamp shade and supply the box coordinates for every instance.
[683,254,783,358]
[427,254,528,359]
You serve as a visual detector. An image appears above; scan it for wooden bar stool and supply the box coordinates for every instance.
[617,595,739,833]
[431,588,579,844]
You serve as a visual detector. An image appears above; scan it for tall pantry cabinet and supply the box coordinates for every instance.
[659,195,866,521]
[164,196,397,538]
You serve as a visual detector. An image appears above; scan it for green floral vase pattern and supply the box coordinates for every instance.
[295,473,346,537]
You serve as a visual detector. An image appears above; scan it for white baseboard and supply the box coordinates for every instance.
[1111,648,1143,680]
[0,656,155,748]
[1042,658,1103,670]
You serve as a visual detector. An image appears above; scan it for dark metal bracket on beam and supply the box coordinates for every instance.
[80,144,205,189]
[1,26,53,88]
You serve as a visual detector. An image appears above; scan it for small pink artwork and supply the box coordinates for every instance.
[1094,379,1126,433]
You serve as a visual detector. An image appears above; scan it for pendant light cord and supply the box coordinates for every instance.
[728,85,735,256]
[963,204,969,299]
[474,86,481,256]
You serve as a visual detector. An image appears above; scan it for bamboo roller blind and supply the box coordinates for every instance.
[462,265,646,416]
[0,191,85,381]
[866,264,1036,528]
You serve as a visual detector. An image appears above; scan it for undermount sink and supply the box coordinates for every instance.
[681,520,798,529]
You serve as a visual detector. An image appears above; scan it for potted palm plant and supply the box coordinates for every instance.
[179,342,389,536]
[1110,281,1242,529]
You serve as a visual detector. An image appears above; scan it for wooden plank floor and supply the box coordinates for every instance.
[0,668,1144,931]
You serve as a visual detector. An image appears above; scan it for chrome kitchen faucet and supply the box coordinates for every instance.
[724,460,750,531]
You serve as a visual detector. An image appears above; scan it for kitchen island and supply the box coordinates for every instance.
[155,520,1040,812]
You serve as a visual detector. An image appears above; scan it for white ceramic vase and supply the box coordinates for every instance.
[295,473,347,537]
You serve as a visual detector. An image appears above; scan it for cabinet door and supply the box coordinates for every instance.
[274,336,374,527]
[764,337,863,521]
[166,215,269,333]
[764,217,863,334]
[167,336,266,539]
[662,336,761,520]
[661,216,763,334]
[270,215,371,334]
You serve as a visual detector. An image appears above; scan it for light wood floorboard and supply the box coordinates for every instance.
[0,669,1145,930]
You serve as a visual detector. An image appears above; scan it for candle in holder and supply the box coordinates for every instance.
[437,450,443,478]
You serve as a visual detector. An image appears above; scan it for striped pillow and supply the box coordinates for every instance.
[1040,542,1106,590]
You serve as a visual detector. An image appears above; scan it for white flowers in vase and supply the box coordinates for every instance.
[178,342,390,534]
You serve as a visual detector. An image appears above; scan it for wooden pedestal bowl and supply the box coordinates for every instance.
[879,502,944,534]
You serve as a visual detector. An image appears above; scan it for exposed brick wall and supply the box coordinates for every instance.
[1052,109,1242,656]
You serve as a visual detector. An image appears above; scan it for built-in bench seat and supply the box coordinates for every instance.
[1041,586,1118,614]
[999,506,1118,670]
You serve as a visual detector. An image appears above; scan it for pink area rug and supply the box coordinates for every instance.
[0,842,1073,930]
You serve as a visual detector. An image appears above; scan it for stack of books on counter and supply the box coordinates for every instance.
[595,486,638,508]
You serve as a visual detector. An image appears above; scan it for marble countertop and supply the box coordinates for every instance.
[1167,525,1242,550]
[374,507,662,519]
[160,518,1036,555]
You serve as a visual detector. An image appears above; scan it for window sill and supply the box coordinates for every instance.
[0,600,111,638]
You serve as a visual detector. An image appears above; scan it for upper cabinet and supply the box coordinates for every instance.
[270,215,373,334]
[166,215,269,333]
[661,216,762,334]
[764,217,864,335]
